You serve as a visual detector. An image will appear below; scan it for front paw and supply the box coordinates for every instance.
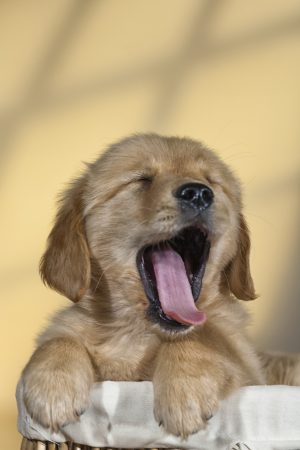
[154,375,218,438]
[21,363,92,431]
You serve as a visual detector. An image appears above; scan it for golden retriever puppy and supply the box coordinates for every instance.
[21,134,299,438]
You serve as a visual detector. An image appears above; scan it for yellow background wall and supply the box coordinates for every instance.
[1,1,300,447]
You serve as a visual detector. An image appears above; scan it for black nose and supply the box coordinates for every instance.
[175,183,214,211]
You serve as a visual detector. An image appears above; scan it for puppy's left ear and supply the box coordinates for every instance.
[224,214,257,300]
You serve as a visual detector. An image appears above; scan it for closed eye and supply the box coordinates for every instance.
[205,176,220,187]
[137,175,153,183]
[131,173,154,184]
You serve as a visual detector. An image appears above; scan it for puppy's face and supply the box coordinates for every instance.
[41,134,256,335]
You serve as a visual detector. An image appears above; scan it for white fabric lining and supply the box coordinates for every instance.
[16,381,300,450]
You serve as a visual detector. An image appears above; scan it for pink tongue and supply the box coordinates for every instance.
[152,248,206,325]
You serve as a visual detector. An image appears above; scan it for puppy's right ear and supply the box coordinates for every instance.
[40,177,91,302]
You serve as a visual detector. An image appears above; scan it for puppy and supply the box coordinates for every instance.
[21,134,299,438]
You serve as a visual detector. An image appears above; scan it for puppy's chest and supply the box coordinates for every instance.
[89,334,158,381]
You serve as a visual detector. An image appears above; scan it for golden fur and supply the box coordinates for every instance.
[21,134,300,437]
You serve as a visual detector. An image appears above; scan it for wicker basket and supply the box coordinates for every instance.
[20,438,161,450]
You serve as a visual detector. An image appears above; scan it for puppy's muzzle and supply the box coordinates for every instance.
[175,183,214,212]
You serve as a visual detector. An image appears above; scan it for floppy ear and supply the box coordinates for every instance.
[40,177,91,302]
[224,214,257,301]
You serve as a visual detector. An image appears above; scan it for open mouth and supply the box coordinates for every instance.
[136,227,210,331]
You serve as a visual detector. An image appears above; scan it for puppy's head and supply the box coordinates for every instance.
[40,134,256,334]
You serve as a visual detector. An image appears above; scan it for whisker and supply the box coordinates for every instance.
[222,269,230,292]
[92,260,117,293]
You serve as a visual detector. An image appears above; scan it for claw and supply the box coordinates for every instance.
[205,412,213,421]
[75,408,86,417]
